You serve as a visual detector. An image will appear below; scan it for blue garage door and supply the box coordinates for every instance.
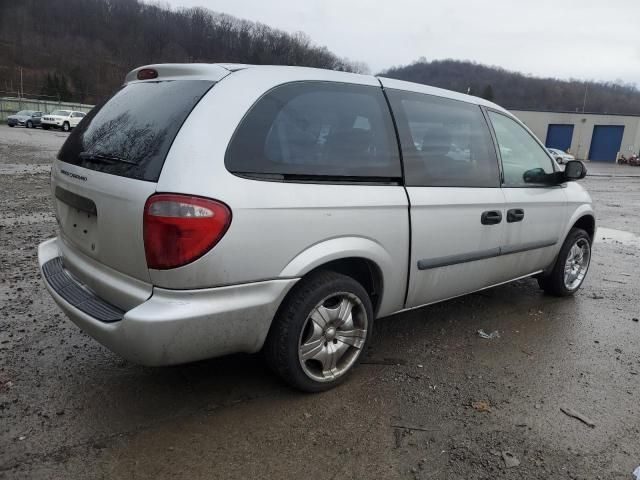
[589,125,624,162]
[545,124,574,151]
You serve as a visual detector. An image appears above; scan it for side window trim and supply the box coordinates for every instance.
[479,106,504,185]
[486,108,559,188]
[379,85,407,186]
[233,172,402,185]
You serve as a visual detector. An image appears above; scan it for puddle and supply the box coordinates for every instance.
[596,227,640,247]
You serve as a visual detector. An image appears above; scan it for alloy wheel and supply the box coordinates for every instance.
[563,238,590,290]
[297,292,368,383]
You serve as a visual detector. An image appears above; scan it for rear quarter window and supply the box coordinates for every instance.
[225,82,401,181]
[58,80,214,182]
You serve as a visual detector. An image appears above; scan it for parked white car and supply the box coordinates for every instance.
[41,110,86,132]
[38,64,594,392]
[547,148,575,164]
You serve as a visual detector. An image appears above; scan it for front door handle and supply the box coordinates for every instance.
[481,210,502,225]
[507,208,525,223]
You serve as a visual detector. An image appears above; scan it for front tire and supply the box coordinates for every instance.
[26,120,33,128]
[538,228,591,296]
[62,122,70,132]
[42,125,50,130]
[264,270,373,392]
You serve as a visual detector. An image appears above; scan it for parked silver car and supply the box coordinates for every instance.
[547,148,575,164]
[6,110,43,128]
[38,64,595,391]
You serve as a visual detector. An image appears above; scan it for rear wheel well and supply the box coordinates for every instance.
[572,215,595,242]
[303,258,383,316]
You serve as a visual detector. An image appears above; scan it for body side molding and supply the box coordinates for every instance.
[417,239,558,270]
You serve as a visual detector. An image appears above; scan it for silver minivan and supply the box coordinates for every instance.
[38,64,594,392]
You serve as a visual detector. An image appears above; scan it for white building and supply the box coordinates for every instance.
[511,110,640,162]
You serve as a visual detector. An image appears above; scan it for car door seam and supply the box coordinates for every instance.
[377,78,412,309]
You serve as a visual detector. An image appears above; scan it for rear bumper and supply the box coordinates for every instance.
[38,238,298,366]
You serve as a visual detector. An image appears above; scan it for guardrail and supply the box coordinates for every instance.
[1,97,94,121]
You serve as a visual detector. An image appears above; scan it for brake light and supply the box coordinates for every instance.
[137,68,158,80]
[143,194,231,269]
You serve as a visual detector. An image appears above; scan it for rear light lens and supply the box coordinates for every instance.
[137,68,158,80]
[143,194,231,270]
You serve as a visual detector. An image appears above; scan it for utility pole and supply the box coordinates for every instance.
[581,84,588,113]
[19,67,23,99]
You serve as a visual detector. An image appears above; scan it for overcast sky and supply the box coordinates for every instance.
[164,0,640,85]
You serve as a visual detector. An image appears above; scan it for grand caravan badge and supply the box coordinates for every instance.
[60,169,87,181]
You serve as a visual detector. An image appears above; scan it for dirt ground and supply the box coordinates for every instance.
[1,124,639,479]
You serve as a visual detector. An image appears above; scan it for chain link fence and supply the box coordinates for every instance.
[1,95,94,121]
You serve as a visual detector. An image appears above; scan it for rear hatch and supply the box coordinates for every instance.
[53,78,217,284]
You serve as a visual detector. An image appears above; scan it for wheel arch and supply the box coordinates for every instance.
[304,257,383,316]
[541,206,594,276]
[279,237,396,317]
[571,214,595,242]
[562,202,595,243]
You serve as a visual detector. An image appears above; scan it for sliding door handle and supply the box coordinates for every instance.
[507,208,525,223]
[481,210,502,225]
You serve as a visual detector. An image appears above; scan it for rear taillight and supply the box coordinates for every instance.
[143,194,231,270]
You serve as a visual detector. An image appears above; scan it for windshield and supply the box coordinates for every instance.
[58,80,215,182]
[51,110,71,116]
[16,110,33,116]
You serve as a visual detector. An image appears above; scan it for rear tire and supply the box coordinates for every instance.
[62,122,70,132]
[8,124,14,127]
[264,270,373,392]
[538,228,591,296]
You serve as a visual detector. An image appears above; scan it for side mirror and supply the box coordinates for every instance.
[522,167,548,184]
[563,160,587,181]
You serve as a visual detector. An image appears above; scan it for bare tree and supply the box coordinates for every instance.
[380,59,640,115]
[0,0,364,103]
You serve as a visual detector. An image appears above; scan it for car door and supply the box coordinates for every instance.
[384,86,506,308]
[71,112,83,127]
[486,110,567,281]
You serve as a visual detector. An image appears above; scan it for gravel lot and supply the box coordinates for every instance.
[1,124,639,479]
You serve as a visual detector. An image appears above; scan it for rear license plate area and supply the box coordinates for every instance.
[55,187,99,254]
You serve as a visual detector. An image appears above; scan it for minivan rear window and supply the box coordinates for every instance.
[58,80,215,182]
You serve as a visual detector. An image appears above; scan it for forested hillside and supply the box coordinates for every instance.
[380,59,640,115]
[0,0,363,104]
[1,0,640,114]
